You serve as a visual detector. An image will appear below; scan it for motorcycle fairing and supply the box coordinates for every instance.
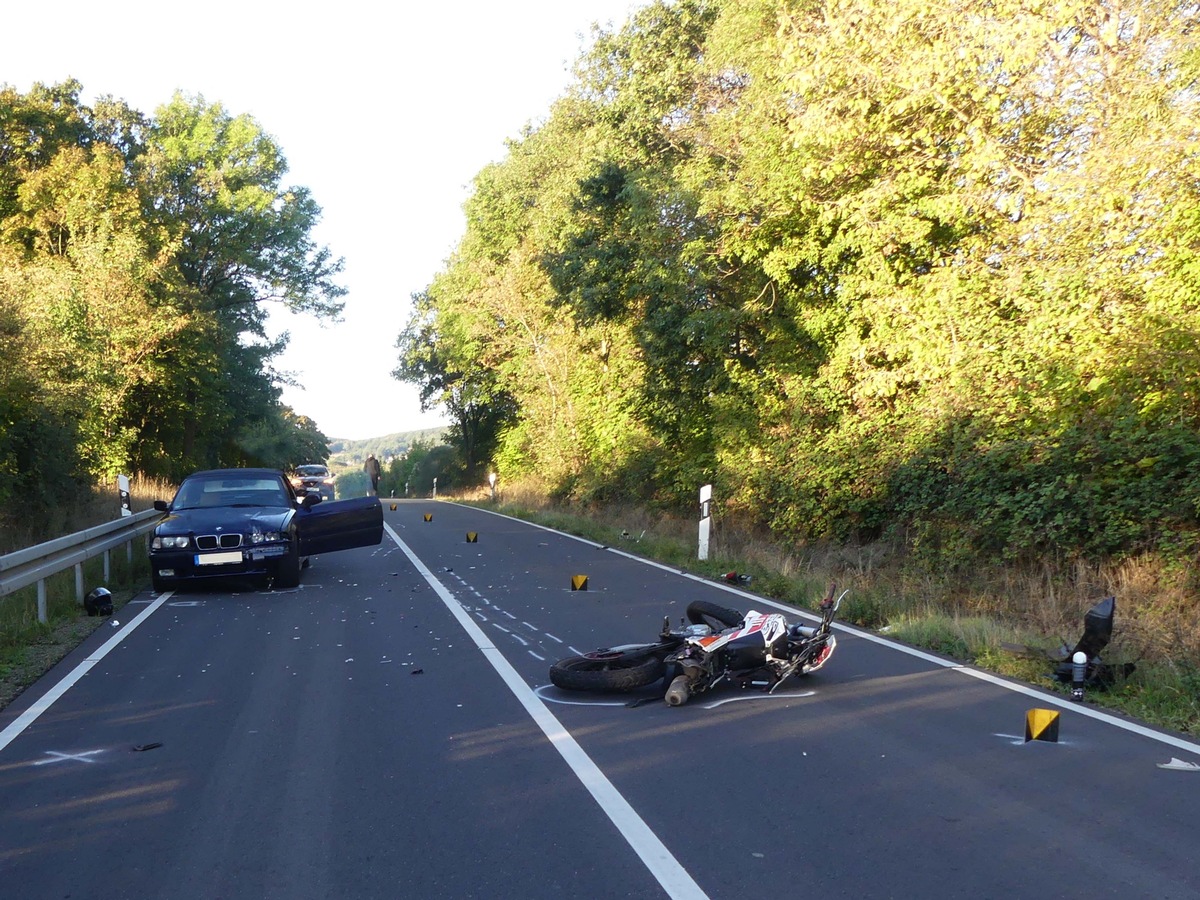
[687,610,786,652]
[685,610,793,674]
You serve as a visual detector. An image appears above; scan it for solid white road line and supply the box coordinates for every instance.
[0,592,173,754]
[384,523,709,900]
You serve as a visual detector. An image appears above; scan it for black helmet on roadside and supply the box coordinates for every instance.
[85,587,114,617]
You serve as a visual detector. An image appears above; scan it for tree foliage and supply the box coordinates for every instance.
[0,81,340,534]
[397,0,1200,565]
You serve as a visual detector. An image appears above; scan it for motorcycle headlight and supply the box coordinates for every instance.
[152,535,190,550]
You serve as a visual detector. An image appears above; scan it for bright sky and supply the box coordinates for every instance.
[6,0,645,441]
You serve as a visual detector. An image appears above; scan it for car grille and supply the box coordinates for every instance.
[196,533,243,550]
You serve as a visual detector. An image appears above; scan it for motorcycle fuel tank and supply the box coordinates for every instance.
[719,611,789,669]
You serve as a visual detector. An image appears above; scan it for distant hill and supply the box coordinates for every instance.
[327,428,449,468]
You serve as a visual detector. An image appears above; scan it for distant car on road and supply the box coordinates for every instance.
[290,463,336,500]
[149,468,382,592]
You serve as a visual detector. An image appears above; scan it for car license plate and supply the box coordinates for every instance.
[195,551,243,566]
[249,546,288,559]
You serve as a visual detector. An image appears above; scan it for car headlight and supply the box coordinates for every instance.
[152,535,190,549]
[249,531,283,544]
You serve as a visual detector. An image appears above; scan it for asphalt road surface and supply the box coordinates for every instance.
[1,500,1198,899]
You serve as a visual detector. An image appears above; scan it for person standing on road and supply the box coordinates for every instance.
[364,453,382,496]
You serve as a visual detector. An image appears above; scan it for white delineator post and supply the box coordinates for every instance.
[698,484,712,561]
[118,474,132,516]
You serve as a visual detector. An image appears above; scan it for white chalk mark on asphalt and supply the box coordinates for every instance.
[33,749,106,766]
[533,684,634,708]
[700,691,816,709]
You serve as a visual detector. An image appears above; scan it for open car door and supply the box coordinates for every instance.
[296,495,383,556]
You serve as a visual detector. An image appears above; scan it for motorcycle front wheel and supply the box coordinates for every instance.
[549,647,666,692]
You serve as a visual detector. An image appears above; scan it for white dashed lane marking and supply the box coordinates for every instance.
[445,572,565,660]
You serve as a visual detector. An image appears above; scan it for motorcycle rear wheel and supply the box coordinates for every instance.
[549,648,666,692]
[686,600,743,630]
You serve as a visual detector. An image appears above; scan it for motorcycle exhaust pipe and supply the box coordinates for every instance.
[665,675,691,706]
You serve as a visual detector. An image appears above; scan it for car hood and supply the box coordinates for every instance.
[157,506,294,533]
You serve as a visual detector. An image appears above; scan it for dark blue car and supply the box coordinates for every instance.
[149,468,383,592]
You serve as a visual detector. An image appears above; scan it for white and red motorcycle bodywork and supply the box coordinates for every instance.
[548,585,846,705]
[662,587,844,705]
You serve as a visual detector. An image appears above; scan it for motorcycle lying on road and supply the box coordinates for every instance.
[549,584,847,706]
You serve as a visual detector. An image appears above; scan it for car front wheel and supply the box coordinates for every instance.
[274,545,301,588]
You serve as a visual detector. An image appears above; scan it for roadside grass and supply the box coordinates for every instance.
[476,490,1200,737]
[0,550,151,709]
[0,477,167,710]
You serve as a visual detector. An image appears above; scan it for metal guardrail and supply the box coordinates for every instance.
[0,509,163,622]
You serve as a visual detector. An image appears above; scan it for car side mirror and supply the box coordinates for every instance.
[301,493,322,509]
[154,500,169,512]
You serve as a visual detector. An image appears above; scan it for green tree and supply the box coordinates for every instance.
[133,93,346,475]
[401,0,1200,562]
[229,406,330,470]
[700,0,1200,554]
[0,249,85,522]
[395,290,518,483]
[0,82,344,533]
[380,442,433,498]
[8,142,189,478]
[0,80,95,226]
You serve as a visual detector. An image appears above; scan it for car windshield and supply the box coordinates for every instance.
[173,475,291,510]
[296,466,328,476]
